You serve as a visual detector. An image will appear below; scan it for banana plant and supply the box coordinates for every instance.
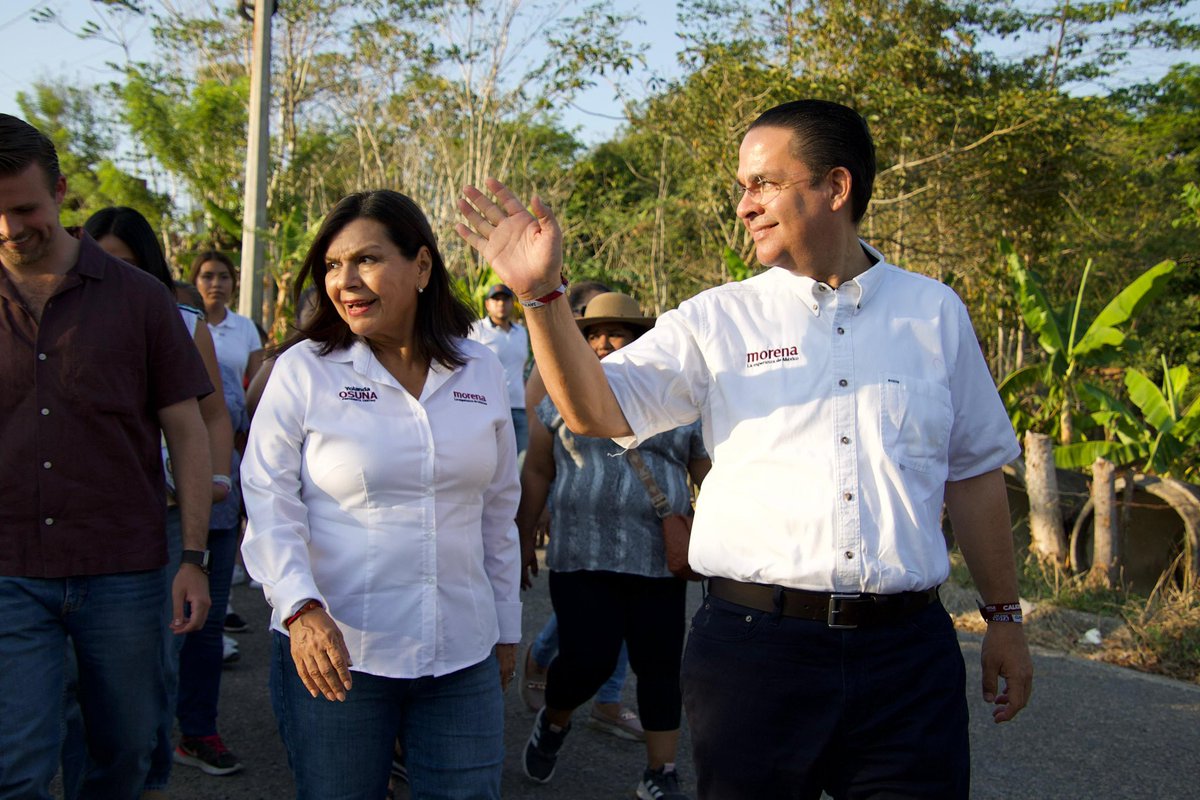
[996,239,1177,445]
[1056,358,1200,480]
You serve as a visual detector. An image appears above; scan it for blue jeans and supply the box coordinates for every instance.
[270,632,503,800]
[530,612,628,705]
[511,408,528,459]
[143,522,238,789]
[0,570,166,800]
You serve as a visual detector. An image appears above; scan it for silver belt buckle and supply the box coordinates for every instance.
[827,593,862,629]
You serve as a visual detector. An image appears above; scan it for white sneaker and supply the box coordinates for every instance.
[222,634,240,665]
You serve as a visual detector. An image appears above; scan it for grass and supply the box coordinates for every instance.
[947,549,1200,685]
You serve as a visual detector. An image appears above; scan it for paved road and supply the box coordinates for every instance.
[160,571,1200,800]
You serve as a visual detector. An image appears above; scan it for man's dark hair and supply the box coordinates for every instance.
[568,280,611,317]
[0,114,63,190]
[290,190,475,369]
[748,100,876,224]
[83,207,175,294]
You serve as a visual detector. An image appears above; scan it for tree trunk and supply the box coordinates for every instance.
[1089,457,1120,587]
[1025,431,1066,564]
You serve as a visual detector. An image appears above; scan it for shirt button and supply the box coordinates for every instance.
[43,461,52,469]
[38,353,47,361]
[811,304,818,311]
[844,492,854,501]
[838,379,848,387]
[818,285,827,292]
[837,327,845,335]
[41,408,50,416]
[45,517,54,526]
[426,577,435,585]
[841,436,850,445]
[844,550,854,560]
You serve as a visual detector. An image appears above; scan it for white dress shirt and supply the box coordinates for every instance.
[467,317,529,409]
[241,338,521,679]
[602,245,1020,594]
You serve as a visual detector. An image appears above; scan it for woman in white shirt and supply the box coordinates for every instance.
[189,250,265,388]
[241,190,521,800]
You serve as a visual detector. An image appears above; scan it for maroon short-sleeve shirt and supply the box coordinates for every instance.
[0,232,213,578]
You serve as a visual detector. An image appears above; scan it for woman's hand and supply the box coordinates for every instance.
[455,178,563,303]
[289,607,354,701]
[497,643,518,692]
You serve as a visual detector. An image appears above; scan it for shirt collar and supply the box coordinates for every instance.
[329,338,458,400]
[73,229,108,280]
[771,239,891,317]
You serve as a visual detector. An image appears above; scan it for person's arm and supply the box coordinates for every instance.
[687,457,712,489]
[245,357,275,419]
[158,398,212,634]
[457,179,631,438]
[477,356,523,690]
[516,411,556,589]
[245,348,265,385]
[191,322,234,501]
[945,468,1033,723]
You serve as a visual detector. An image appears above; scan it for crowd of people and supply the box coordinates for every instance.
[0,97,1032,800]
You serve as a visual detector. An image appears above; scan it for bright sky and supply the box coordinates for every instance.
[0,0,684,145]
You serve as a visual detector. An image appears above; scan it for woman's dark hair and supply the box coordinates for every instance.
[568,280,612,317]
[189,250,237,286]
[748,99,876,224]
[290,190,475,368]
[82,206,174,294]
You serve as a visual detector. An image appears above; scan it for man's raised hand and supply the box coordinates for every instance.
[455,178,563,302]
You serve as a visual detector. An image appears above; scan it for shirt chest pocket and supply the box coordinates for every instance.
[879,375,952,474]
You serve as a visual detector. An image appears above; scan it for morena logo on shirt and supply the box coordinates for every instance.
[339,385,378,402]
[452,390,488,405]
[745,345,800,368]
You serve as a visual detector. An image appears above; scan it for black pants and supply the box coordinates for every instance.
[545,570,687,732]
[682,594,969,800]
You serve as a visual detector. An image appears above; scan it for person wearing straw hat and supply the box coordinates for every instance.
[515,292,710,799]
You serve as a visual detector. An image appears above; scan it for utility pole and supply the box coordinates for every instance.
[238,0,274,325]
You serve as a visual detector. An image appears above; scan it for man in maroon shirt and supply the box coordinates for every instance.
[0,114,214,798]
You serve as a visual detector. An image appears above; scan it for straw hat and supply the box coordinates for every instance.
[575,292,655,333]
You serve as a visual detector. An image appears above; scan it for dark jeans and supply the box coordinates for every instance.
[176,525,239,737]
[0,570,165,800]
[682,593,969,800]
[270,632,504,800]
[546,570,686,731]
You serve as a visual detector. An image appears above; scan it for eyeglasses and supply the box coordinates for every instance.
[729,173,818,209]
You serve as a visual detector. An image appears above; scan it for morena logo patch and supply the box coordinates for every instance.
[452,390,488,405]
[339,385,378,402]
[745,345,800,368]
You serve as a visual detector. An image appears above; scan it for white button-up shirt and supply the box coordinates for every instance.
[602,247,1020,594]
[208,309,262,381]
[241,338,521,679]
[467,317,529,409]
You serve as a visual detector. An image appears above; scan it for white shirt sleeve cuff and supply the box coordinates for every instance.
[494,600,522,644]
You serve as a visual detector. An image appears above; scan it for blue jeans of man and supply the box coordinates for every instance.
[0,570,166,800]
[270,631,504,800]
[530,611,628,705]
[682,593,969,799]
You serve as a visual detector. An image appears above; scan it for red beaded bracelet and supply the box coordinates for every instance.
[977,600,1023,623]
[285,599,323,628]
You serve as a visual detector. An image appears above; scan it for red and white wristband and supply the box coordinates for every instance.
[518,275,569,309]
[977,600,1023,623]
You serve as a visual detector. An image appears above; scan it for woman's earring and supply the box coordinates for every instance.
[417,286,424,294]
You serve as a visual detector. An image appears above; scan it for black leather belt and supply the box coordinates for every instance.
[707,577,940,629]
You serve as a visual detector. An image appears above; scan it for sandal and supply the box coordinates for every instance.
[520,644,548,712]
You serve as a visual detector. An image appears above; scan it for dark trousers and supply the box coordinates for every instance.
[682,594,969,800]
[546,570,686,731]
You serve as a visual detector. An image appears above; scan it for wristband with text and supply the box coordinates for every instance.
[285,599,324,628]
[519,275,569,309]
[977,600,1023,623]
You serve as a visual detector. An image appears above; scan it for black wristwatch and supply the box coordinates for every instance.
[180,549,211,575]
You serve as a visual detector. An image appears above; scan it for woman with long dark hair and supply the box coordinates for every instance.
[241,190,521,799]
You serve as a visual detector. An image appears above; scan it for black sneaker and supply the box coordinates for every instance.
[636,765,689,800]
[523,707,570,784]
[224,612,249,633]
[174,734,244,776]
